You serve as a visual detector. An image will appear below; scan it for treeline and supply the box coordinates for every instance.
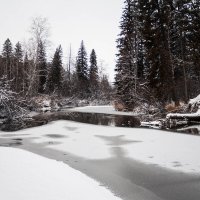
[0,19,112,101]
[115,0,200,110]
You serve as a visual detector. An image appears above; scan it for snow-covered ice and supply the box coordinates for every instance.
[0,147,121,200]
[68,105,138,116]
[1,119,200,174]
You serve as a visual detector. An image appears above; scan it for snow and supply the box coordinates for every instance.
[141,120,162,129]
[0,147,121,200]
[167,94,200,118]
[189,94,200,106]
[68,105,138,116]
[42,100,51,107]
[166,109,200,118]
[1,120,200,174]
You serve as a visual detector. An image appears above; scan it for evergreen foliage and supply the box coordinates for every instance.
[115,0,140,109]
[76,40,89,98]
[14,42,23,62]
[47,45,63,94]
[115,0,200,110]
[89,49,99,98]
[14,42,23,92]
[2,38,13,80]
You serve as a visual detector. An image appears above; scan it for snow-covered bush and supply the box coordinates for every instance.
[0,77,27,129]
[188,94,200,112]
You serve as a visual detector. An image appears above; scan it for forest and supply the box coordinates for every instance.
[115,0,200,111]
[0,17,113,123]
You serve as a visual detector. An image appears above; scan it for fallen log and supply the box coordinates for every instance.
[166,112,200,121]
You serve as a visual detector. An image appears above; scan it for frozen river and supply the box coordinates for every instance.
[1,106,200,200]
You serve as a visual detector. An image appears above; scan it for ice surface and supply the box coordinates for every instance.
[0,147,121,200]
[1,118,200,174]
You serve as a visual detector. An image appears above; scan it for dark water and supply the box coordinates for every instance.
[1,109,200,135]
[61,112,200,135]
[65,112,141,127]
[32,111,141,128]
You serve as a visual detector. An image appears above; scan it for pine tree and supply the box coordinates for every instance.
[47,45,63,94]
[76,40,89,98]
[115,0,140,110]
[2,38,13,80]
[14,42,23,92]
[89,49,99,98]
[14,42,23,62]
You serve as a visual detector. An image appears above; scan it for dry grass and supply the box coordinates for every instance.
[165,101,185,113]
[114,101,125,111]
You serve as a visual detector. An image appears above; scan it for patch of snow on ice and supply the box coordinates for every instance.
[0,147,121,200]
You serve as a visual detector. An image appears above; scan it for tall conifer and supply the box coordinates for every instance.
[76,40,89,98]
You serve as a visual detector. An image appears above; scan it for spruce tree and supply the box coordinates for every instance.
[2,39,13,60]
[139,0,177,104]
[89,49,99,98]
[115,0,140,110]
[47,45,63,94]
[14,42,23,62]
[14,42,23,92]
[76,40,89,98]
[2,38,13,80]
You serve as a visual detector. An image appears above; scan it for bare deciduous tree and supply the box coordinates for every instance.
[26,16,50,97]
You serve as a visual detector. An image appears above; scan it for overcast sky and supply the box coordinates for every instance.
[0,0,123,82]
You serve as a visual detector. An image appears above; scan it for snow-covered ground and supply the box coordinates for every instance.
[68,105,138,116]
[1,120,200,174]
[0,147,121,200]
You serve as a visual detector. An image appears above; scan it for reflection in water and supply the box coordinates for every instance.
[115,115,141,127]
[65,112,141,128]
[178,128,200,135]
[30,111,141,130]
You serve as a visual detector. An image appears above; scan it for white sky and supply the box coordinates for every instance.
[0,0,123,82]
